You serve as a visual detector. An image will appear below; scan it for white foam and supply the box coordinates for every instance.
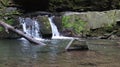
[52,36,79,40]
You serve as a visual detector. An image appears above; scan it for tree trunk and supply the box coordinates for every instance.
[0,21,46,45]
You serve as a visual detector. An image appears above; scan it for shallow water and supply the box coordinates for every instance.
[0,39,120,67]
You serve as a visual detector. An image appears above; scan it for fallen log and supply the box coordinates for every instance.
[0,21,46,45]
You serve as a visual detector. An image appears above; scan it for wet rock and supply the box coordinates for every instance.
[52,16,62,32]
[5,7,17,13]
[36,15,52,38]
[61,28,75,37]
[41,33,52,39]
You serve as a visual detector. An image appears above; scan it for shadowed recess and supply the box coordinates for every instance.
[13,0,49,12]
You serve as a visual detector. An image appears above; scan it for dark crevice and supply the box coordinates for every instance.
[13,0,49,13]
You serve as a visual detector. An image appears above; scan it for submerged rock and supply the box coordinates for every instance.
[65,39,89,51]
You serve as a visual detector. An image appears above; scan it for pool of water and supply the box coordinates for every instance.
[0,39,120,67]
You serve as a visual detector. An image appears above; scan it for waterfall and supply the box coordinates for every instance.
[19,15,73,40]
[19,16,61,39]
[48,16,60,38]
[18,17,41,38]
[48,16,74,39]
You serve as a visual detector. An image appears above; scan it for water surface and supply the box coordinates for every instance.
[0,39,120,67]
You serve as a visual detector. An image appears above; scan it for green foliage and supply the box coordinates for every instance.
[62,15,86,34]
[49,0,120,11]
[0,0,21,32]
[0,0,10,7]
[0,0,20,17]
[0,27,4,32]
[103,23,116,33]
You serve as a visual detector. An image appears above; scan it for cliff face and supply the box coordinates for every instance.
[12,0,120,12]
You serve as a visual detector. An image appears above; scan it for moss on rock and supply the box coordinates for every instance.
[62,14,87,36]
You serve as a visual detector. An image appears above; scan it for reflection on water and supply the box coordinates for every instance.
[0,39,120,67]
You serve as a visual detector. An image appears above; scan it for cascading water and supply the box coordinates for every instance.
[19,16,61,39]
[48,16,60,38]
[18,17,41,38]
[19,15,74,40]
[48,16,74,39]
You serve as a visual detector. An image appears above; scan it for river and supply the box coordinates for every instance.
[0,39,120,67]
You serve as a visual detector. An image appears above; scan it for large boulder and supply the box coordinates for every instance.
[36,15,52,38]
[61,10,120,37]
